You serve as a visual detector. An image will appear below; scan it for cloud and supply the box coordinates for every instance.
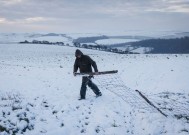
[1,0,189,20]
[0,0,189,32]
[0,18,6,23]
[0,16,48,24]
[24,17,47,23]
[145,0,189,13]
[0,0,23,5]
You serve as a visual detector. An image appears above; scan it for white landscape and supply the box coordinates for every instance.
[0,34,189,135]
[95,39,139,45]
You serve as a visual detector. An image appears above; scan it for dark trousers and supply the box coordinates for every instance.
[80,76,101,98]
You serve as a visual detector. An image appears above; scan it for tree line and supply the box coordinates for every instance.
[73,42,134,54]
[19,40,68,46]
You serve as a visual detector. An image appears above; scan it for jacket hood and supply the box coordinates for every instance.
[75,49,83,57]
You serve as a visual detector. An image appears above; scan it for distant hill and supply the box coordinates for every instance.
[131,37,189,54]
[73,35,109,43]
[42,33,60,36]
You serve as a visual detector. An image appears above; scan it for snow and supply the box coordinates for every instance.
[81,43,97,46]
[0,33,71,44]
[0,39,189,135]
[66,33,103,39]
[130,47,153,54]
[27,35,70,42]
[0,33,32,43]
[95,38,139,45]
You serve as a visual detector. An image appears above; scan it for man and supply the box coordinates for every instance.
[73,49,102,100]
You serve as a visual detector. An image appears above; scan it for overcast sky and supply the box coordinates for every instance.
[0,0,189,33]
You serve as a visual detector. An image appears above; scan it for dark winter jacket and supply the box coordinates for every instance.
[74,49,98,73]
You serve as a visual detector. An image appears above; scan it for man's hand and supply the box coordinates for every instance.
[73,72,77,76]
[94,72,100,75]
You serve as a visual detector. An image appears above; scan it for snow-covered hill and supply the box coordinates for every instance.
[0,42,189,134]
[95,39,139,45]
[1,31,188,44]
[0,33,73,45]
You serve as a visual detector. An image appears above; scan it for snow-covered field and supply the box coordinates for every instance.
[0,43,189,135]
[27,36,71,43]
[95,39,139,45]
[0,33,73,46]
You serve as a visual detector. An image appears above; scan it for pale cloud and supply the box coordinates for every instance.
[145,0,189,13]
[0,17,6,23]
[146,6,189,13]
[24,17,47,23]
[166,5,189,13]
[0,16,48,24]
[0,0,23,5]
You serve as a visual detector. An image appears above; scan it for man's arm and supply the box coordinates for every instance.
[87,56,98,72]
[73,59,78,76]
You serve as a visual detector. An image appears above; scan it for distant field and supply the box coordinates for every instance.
[95,38,139,45]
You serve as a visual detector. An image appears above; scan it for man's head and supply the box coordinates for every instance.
[75,49,83,58]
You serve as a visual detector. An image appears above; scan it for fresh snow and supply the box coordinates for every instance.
[0,41,189,135]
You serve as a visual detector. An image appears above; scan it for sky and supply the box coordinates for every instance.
[0,0,189,33]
